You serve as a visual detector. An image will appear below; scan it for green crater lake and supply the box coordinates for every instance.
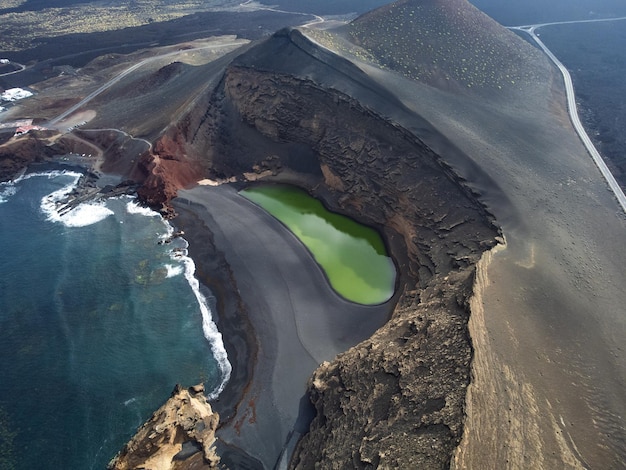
[241,184,396,305]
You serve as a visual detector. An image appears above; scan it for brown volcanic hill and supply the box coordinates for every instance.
[147,26,500,469]
[49,0,625,468]
[347,0,541,94]
[113,61,187,100]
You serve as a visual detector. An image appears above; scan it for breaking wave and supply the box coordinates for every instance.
[127,194,232,398]
[51,201,114,227]
[1,169,75,204]
[126,200,160,217]
[178,239,232,399]
[0,182,17,204]
[165,263,184,278]
[10,171,231,398]
[38,172,114,227]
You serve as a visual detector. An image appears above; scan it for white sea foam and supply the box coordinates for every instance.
[0,182,17,203]
[165,263,184,278]
[37,171,114,227]
[156,214,231,398]
[126,197,175,243]
[17,169,82,183]
[1,170,78,204]
[178,240,232,399]
[57,202,115,227]
[161,221,175,241]
[126,200,159,217]
[123,397,137,406]
[37,173,231,397]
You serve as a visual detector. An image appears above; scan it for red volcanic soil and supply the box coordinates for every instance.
[136,134,206,217]
[0,131,56,180]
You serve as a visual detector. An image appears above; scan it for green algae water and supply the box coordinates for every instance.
[241,184,395,305]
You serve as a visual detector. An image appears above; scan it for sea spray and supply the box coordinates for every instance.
[0,172,226,469]
[6,174,231,398]
[165,264,184,278]
[126,198,232,399]
[38,171,115,227]
[179,241,232,399]
[126,199,160,217]
[0,182,17,203]
[0,169,74,204]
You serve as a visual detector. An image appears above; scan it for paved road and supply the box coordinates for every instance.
[512,16,626,30]
[510,18,626,213]
[238,0,324,28]
[0,61,26,77]
[47,40,247,127]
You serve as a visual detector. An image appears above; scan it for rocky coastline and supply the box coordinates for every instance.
[130,26,501,468]
[107,384,221,470]
[3,0,626,466]
[0,25,502,469]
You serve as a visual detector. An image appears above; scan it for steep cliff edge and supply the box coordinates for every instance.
[108,384,220,470]
[149,26,501,467]
[214,63,497,469]
[292,269,476,469]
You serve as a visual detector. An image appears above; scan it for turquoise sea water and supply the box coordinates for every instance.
[0,171,228,469]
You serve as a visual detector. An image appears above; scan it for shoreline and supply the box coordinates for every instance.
[172,198,257,423]
[172,184,396,468]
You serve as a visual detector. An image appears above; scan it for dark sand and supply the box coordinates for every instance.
[288,24,626,467]
[356,57,626,468]
[174,184,394,469]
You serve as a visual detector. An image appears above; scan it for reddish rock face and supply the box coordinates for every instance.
[136,135,206,217]
[0,132,56,181]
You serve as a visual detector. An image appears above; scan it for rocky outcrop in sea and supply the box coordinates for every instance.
[108,384,220,470]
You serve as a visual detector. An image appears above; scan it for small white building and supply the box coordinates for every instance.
[1,88,33,102]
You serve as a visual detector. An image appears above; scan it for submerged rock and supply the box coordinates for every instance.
[108,384,220,470]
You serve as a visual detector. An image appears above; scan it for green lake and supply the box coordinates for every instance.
[241,184,396,305]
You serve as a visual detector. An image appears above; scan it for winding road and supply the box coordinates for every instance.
[238,0,324,28]
[46,40,247,127]
[0,61,26,77]
[510,17,626,213]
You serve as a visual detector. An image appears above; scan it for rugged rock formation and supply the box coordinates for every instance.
[217,63,499,282]
[135,134,206,218]
[0,128,150,184]
[147,25,501,467]
[0,8,504,466]
[291,270,475,469]
[107,384,220,470]
[0,1,520,466]
[0,131,57,180]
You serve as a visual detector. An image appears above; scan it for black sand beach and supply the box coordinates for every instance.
[173,184,395,468]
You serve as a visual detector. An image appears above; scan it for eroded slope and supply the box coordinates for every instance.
[150,27,500,468]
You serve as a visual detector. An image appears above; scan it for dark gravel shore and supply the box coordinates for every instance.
[173,184,395,469]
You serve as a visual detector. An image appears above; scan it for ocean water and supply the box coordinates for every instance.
[0,171,229,469]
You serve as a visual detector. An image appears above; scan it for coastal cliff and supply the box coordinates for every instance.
[0,131,57,180]
[107,384,220,470]
[3,0,623,466]
[145,25,501,467]
[292,270,476,469]
[0,2,516,467]
[0,18,503,470]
